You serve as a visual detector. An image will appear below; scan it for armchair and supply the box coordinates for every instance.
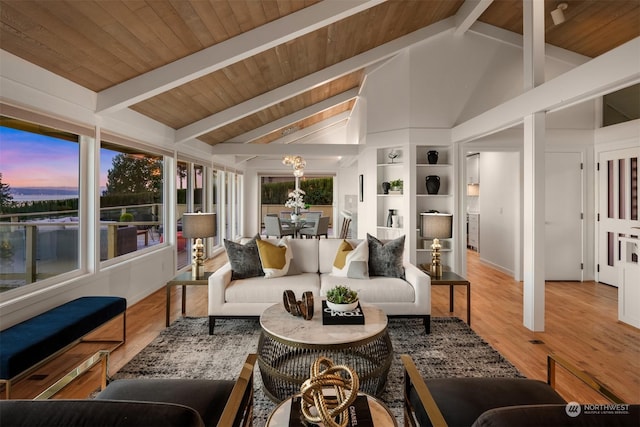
[0,354,257,427]
[401,353,637,427]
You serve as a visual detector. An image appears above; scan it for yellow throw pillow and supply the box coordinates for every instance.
[332,239,369,279]
[256,238,292,278]
[333,240,353,270]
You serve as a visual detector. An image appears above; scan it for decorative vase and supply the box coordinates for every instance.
[382,181,391,194]
[291,213,299,221]
[427,150,439,164]
[386,209,396,227]
[426,175,441,194]
[392,215,400,228]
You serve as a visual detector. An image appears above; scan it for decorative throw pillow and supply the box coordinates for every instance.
[256,238,293,278]
[367,233,405,278]
[332,240,369,279]
[224,234,264,280]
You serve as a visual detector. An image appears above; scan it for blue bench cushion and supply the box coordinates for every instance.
[0,296,126,379]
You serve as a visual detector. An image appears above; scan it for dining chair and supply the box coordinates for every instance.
[264,215,294,238]
[299,216,329,239]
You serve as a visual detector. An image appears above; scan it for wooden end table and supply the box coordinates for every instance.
[165,271,212,327]
[427,270,471,326]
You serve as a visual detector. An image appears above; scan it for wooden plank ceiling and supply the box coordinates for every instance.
[1,0,638,147]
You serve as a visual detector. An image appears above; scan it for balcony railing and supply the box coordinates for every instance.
[0,204,162,291]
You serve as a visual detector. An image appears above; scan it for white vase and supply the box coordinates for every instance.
[290,213,299,221]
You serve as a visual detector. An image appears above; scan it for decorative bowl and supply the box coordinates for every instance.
[326,300,359,312]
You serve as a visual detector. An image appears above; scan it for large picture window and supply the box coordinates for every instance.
[100,141,163,261]
[0,117,81,292]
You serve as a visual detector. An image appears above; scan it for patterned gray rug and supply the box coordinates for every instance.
[111,317,523,426]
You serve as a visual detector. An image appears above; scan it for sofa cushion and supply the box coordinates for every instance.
[96,378,235,427]
[257,238,293,278]
[332,240,369,279]
[319,239,361,273]
[0,400,205,427]
[224,235,264,280]
[472,404,640,427]
[225,273,320,303]
[409,378,566,427]
[367,234,405,278]
[320,273,415,303]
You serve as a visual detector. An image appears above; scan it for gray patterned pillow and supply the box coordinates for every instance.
[367,233,405,278]
[224,234,264,280]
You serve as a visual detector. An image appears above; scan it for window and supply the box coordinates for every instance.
[0,117,81,292]
[100,141,163,261]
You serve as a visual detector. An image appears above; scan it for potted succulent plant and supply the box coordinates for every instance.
[326,285,359,312]
[389,179,403,194]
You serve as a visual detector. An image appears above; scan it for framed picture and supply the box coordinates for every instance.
[359,174,364,202]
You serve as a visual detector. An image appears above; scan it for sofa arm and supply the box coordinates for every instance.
[404,262,431,309]
[208,263,232,315]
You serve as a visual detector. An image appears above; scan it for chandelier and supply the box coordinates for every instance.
[282,155,306,177]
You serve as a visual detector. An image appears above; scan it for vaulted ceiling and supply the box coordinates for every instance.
[1,0,638,149]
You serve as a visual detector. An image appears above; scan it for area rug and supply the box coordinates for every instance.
[111,317,523,425]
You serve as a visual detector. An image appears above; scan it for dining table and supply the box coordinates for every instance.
[280,218,314,238]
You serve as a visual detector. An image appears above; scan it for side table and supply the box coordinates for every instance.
[427,271,471,326]
[265,392,397,426]
[165,271,212,327]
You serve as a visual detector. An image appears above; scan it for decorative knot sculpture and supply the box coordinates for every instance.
[283,290,314,320]
[299,357,360,427]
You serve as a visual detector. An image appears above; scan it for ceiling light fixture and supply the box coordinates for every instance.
[551,2,568,25]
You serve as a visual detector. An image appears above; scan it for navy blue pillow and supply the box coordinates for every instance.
[367,233,405,278]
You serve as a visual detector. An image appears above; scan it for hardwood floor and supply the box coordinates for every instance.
[5,249,639,405]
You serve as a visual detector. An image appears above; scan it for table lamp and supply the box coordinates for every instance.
[181,212,216,279]
[420,212,453,277]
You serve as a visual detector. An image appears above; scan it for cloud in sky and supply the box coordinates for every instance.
[0,126,116,187]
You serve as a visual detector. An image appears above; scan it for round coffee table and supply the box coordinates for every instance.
[257,302,393,402]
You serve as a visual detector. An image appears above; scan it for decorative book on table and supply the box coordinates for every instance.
[288,395,373,427]
[321,301,365,325]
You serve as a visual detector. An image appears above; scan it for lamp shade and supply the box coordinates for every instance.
[182,213,216,239]
[420,213,453,239]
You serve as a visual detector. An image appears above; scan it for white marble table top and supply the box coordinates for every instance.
[260,302,388,345]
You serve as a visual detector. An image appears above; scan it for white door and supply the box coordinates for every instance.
[598,147,640,286]
[545,152,583,280]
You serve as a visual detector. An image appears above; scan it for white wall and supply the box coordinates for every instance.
[478,152,520,276]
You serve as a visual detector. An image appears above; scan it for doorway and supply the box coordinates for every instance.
[597,147,639,286]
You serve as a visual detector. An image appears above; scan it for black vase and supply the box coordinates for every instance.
[426,175,440,194]
[382,181,391,194]
[427,150,439,164]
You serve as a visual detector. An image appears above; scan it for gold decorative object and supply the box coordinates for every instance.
[283,290,314,320]
[299,357,360,427]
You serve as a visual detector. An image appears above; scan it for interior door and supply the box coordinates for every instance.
[598,147,640,286]
[545,152,583,280]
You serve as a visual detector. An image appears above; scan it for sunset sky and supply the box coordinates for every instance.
[0,126,116,188]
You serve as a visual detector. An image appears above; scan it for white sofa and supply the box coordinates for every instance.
[208,238,431,334]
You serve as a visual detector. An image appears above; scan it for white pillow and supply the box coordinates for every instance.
[332,239,369,279]
[256,237,293,278]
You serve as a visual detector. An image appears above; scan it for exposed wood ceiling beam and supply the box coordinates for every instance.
[95,0,386,114]
[452,38,640,143]
[211,143,360,156]
[175,17,456,143]
[228,88,359,143]
[454,0,493,36]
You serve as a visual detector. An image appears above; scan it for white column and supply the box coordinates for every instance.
[522,0,546,331]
